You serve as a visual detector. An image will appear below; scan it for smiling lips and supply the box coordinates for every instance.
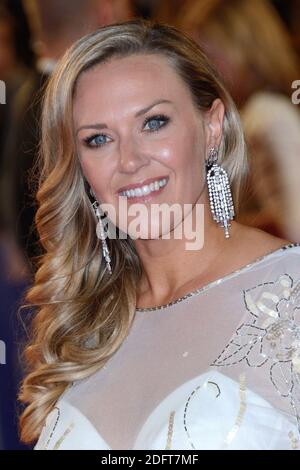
[118,176,169,199]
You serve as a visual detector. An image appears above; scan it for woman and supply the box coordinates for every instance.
[19,19,300,450]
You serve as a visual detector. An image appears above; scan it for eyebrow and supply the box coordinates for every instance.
[75,99,173,135]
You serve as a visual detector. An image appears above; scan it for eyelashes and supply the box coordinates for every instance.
[83,114,170,149]
[142,114,170,132]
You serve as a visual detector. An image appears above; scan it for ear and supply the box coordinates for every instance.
[204,98,225,150]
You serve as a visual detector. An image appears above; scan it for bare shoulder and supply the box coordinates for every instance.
[230,222,290,262]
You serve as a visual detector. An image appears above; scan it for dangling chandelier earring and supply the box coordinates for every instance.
[205,147,235,238]
[90,188,112,275]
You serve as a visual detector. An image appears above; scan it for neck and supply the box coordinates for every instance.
[134,202,240,307]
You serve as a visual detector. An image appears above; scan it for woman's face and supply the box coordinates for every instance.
[73,53,221,239]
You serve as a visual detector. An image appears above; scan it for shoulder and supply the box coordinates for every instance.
[35,399,109,450]
[230,223,295,266]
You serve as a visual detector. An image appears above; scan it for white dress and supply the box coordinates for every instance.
[35,243,300,450]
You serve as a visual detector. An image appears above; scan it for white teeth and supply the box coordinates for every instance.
[142,185,151,195]
[120,177,168,198]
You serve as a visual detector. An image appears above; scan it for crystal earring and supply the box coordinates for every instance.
[205,147,235,238]
[90,190,112,274]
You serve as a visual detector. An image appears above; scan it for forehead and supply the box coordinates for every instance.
[73,54,193,110]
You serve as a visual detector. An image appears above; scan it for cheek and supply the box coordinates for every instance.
[154,125,203,167]
[161,127,205,179]
[173,128,207,201]
[79,155,113,199]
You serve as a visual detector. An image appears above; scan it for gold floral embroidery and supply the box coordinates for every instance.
[53,422,75,450]
[212,274,300,437]
[224,374,247,447]
[165,411,175,450]
[288,430,299,449]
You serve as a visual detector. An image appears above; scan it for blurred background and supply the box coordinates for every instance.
[0,0,299,450]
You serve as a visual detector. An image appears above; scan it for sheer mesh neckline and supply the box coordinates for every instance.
[135,243,300,313]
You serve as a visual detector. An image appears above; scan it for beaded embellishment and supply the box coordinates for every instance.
[212,273,300,436]
[136,243,300,312]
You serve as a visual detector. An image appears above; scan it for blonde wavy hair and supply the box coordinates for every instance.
[19,18,247,444]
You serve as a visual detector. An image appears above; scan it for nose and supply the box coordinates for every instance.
[117,137,150,174]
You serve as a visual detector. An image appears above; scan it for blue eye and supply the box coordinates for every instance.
[143,114,170,132]
[83,114,170,148]
[84,134,110,148]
